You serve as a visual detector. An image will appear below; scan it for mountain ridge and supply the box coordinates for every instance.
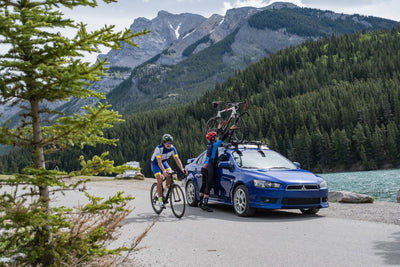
[104,3,399,114]
[0,2,399,128]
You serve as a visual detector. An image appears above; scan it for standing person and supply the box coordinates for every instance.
[151,134,187,209]
[199,125,236,212]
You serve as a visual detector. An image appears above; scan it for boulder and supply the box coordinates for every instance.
[397,189,400,203]
[328,191,374,203]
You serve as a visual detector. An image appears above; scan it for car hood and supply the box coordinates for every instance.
[244,168,323,184]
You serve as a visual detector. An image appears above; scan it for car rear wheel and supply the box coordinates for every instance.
[300,208,320,214]
[233,185,255,217]
[186,180,198,207]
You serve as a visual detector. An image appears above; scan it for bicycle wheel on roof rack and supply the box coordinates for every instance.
[228,116,246,143]
[204,117,220,136]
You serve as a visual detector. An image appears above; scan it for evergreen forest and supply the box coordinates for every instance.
[1,27,400,176]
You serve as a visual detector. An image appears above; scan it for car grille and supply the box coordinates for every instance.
[282,198,321,205]
[286,184,319,191]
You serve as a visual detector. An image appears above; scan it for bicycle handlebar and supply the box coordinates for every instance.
[212,99,247,110]
[163,170,184,181]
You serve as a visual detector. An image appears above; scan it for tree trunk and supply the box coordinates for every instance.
[31,99,54,265]
[31,98,47,192]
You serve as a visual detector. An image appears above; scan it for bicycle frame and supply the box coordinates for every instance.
[213,101,247,131]
[162,173,177,201]
[204,100,249,143]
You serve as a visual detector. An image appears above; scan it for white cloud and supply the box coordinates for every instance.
[223,0,268,12]
[222,0,305,14]
[266,0,305,7]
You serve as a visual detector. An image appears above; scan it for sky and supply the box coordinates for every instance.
[2,0,400,64]
[63,0,400,33]
[59,0,400,63]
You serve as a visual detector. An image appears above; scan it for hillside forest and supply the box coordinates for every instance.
[1,27,400,176]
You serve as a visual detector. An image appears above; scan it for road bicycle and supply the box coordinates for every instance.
[150,171,186,218]
[204,100,249,143]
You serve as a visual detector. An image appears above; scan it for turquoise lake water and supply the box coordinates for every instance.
[319,169,400,203]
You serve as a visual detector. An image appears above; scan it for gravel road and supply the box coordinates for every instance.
[55,178,400,266]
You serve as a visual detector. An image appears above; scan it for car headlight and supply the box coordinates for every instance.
[254,179,281,188]
[319,180,328,188]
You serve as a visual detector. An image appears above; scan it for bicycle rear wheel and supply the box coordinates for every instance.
[150,182,163,214]
[170,184,186,218]
[229,116,246,142]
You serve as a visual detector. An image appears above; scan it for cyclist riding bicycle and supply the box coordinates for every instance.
[151,134,187,209]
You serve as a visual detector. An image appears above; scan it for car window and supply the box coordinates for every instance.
[232,151,243,167]
[196,152,207,165]
[232,149,296,170]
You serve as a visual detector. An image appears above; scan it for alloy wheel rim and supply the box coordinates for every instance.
[234,188,246,213]
[187,182,195,204]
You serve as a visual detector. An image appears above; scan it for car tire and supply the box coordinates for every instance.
[300,208,320,214]
[233,185,255,217]
[186,180,198,207]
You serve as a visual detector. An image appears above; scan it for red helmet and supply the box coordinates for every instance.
[206,131,217,141]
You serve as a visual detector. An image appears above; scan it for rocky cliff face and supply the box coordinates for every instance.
[102,11,208,68]
[99,2,298,69]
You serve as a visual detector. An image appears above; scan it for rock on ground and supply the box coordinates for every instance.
[329,191,374,203]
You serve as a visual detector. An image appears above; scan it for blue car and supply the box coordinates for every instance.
[184,141,329,216]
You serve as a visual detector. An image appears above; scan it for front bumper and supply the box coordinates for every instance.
[248,187,329,210]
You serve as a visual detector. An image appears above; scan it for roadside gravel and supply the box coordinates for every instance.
[319,200,400,225]
[83,178,400,226]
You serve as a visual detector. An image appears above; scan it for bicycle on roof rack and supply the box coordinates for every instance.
[204,100,249,143]
[150,171,186,218]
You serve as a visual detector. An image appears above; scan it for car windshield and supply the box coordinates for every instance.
[231,149,297,170]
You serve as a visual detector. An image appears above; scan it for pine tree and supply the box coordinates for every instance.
[0,1,149,265]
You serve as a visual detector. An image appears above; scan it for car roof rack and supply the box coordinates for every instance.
[223,140,269,150]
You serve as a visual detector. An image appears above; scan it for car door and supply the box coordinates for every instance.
[213,150,235,202]
[194,151,207,189]
[209,148,225,199]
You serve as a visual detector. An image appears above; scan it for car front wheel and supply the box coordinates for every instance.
[233,185,255,217]
[186,180,198,207]
[300,208,320,214]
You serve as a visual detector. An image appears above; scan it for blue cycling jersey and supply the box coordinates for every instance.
[151,144,178,164]
[204,139,222,166]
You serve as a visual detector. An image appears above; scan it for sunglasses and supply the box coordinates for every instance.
[165,142,173,145]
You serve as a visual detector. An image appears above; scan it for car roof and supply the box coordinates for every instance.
[222,141,269,151]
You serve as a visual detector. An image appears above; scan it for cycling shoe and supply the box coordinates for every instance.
[201,205,213,212]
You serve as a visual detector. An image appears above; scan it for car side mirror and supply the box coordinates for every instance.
[218,161,233,170]
[293,162,301,168]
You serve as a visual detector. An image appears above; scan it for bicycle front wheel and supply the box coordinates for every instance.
[204,117,220,136]
[170,184,186,218]
[150,182,163,214]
